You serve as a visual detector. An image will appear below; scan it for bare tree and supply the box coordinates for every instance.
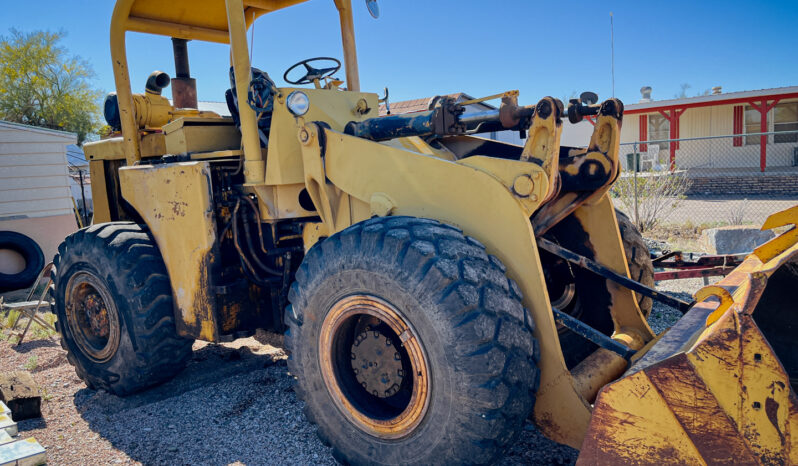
[611,171,692,232]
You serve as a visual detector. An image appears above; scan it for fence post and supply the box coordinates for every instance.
[633,142,639,229]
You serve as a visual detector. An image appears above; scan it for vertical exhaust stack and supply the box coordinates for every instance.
[639,86,652,103]
[171,38,198,109]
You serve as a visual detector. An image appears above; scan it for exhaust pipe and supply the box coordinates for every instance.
[171,38,198,109]
[145,71,170,95]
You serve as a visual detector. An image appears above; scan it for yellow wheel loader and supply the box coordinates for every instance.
[52,0,798,463]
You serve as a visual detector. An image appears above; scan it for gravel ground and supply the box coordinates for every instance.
[647,276,719,335]
[0,278,701,465]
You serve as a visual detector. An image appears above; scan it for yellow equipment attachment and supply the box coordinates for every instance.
[580,206,798,465]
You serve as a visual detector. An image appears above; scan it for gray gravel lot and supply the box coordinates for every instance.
[618,194,798,226]
[1,279,701,465]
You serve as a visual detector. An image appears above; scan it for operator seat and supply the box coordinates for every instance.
[225,66,276,147]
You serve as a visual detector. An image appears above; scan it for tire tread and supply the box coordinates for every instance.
[286,216,539,465]
[53,222,192,395]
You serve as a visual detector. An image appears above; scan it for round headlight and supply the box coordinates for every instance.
[286,91,310,116]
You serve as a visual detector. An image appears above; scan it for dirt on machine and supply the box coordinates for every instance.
[49,0,798,464]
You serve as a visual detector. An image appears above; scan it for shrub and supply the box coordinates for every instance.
[727,198,748,225]
[611,170,692,232]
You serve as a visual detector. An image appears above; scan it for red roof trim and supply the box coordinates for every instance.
[625,92,798,115]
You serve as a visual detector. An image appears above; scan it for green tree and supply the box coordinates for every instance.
[0,29,101,144]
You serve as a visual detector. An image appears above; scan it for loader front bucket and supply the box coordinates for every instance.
[579,205,798,465]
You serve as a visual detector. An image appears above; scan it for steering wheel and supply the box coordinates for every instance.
[283,57,341,85]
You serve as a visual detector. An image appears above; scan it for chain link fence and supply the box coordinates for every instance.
[611,130,798,251]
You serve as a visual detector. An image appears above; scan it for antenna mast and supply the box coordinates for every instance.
[610,12,615,97]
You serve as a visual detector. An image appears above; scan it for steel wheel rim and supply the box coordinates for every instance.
[319,295,430,439]
[65,271,120,363]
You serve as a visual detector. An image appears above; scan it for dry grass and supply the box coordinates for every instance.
[645,220,727,253]
[646,219,788,254]
[1,304,58,344]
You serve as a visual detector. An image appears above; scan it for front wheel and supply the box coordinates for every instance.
[286,216,539,465]
[53,222,193,395]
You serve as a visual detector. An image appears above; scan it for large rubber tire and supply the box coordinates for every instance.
[0,231,45,292]
[286,216,539,465]
[615,209,654,317]
[53,222,193,395]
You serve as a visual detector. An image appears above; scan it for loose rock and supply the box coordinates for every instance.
[0,371,41,420]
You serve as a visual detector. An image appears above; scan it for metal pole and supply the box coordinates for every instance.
[538,238,693,313]
[226,0,265,185]
[79,169,88,226]
[610,12,615,98]
[633,142,639,229]
[334,0,360,92]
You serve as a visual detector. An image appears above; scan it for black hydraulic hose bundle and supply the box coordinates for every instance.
[231,199,279,287]
[231,200,260,278]
[240,201,281,276]
[227,194,304,286]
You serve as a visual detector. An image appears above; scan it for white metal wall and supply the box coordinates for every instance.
[0,121,77,219]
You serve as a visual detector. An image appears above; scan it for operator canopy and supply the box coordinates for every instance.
[119,0,311,43]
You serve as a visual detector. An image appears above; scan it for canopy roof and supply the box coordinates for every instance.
[117,0,311,43]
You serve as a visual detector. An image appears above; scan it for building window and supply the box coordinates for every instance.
[647,114,669,149]
[744,106,762,145]
[774,102,798,144]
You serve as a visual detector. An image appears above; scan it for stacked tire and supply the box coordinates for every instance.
[0,231,44,292]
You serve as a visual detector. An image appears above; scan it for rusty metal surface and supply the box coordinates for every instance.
[654,266,737,281]
[318,295,430,439]
[119,162,220,341]
[532,98,624,237]
[580,205,798,464]
[653,251,745,281]
[646,353,759,465]
[64,271,121,363]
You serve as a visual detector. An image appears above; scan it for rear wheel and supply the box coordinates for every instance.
[542,209,653,319]
[53,222,193,395]
[615,209,654,317]
[286,216,539,465]
[542,209,654,368]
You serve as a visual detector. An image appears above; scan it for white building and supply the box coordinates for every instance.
[617,86,798,171]
[0,121,79,269]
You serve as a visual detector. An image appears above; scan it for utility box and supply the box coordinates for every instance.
[163,117,240,155]
[625,153,641,172]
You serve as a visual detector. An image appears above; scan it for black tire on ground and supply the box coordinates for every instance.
[286,216,539,465]
[53,222,193,395]
[615,209,655,317]
[0,231,45,292]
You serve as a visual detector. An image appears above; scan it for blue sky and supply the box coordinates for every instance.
[1,0,796,107]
